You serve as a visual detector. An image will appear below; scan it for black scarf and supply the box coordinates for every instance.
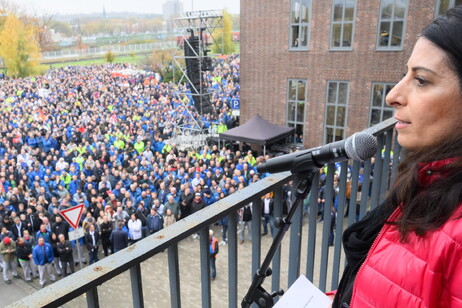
[332,204,395,307]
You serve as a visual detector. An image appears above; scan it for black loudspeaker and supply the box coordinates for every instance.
[184,36,200,85]
[184,36,212,114]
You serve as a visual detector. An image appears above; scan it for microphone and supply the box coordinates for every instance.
[256,132,378,174]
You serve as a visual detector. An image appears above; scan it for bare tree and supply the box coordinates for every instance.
[29,13,55,52]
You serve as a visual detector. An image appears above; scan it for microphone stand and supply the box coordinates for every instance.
[241,168,317,307]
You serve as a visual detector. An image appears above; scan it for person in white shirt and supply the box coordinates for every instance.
[261,193,275,237]
[127,214,142,244]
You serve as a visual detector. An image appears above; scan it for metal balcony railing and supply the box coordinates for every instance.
[9,118,400,308]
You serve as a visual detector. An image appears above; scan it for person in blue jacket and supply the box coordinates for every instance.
[32,237,56,288]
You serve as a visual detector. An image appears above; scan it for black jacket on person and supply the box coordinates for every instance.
[180,192,194,217]
[100,222,113,240]
[52,221,70,240]
[261,198,274,215]
[57,240,74,262]
[135,208,149,227]
[51,237,60,259]
[191,198,205,214]
[16,242,33,261]
[26,213,41,233]
[10,223,26,240]
[85,231,100,252]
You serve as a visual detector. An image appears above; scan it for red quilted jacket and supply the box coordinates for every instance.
[350,159,462,308]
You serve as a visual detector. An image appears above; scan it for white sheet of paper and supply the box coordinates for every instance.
[274,274,332,308]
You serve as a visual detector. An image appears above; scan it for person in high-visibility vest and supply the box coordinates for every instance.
[209,229,219,281]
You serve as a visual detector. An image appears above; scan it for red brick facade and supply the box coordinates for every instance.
[240,0,437,148]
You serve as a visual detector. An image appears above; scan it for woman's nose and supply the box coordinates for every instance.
[386,78,407,108]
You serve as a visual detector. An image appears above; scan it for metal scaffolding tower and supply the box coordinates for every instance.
[168,10,223,150]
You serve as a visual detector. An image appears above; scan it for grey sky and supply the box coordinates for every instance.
[14,0,239,16]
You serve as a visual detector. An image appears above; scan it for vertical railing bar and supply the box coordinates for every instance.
[251,198,262,280]
[199,227,211,308]
[331,161,348,290]
[228,212,238,308]
[271,186,283,296]
[359,160,372,219]
[379,130,393,203]
[130,264,144,308]
[347,160,361,226]
[306,172,319,282]
[168,243,181,308]
[288,181,303,286]
[250,198,262,308]
[319,163,335,292]
[86,287,100,308]
[390,131,401,187]
[370,134,384,210]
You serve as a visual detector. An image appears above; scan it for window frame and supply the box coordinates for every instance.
[435,0,462,16]
[329,0,357,51]
[376,0,409,51]
[368,82,396,127]
[289,0,312,51]
[324,80,349,144]
[286,79,307,144]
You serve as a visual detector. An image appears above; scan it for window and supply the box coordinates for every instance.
[435,0,462,16]
[330,0,356,50]
[325,81,348,143]
[287,79,307,143]
[377,0,408,50]
[290,0,311,50]
[369,83,396,126]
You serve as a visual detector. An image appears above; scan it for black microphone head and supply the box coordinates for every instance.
[345,132,378,161]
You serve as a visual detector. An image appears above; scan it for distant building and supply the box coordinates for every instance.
[163,0,184,33]
[240,0,458,148]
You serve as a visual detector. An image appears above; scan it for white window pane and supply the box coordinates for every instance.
[335,128,344,141]
[291,26,300,47]
[336,106,346,127]
[292,0,300,23]
[289,80,297,99]
[379,22,391,46]
[370,109,381,126]
[288,102,296,121]
[301,0,311,23]
[328,83,337,104]
[338,83,348,104]
[438,0,450,15]
[331,23,342,47]
[344,0,355,21]
[297,103,305,122]
[326,127,334,143]
[300,26,309,47]
[381,0,394,19]
[298,81,306,100]
[372,84,384,107]
[391,21,403,46]
[342,23,353,47]
[394,0,407,18]
[333,0,344,21]
[327,106,336,126]
[385,84,394,97]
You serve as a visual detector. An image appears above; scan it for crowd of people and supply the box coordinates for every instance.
[0,54,281,286]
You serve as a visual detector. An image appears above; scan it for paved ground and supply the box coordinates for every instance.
[3,216,343,308]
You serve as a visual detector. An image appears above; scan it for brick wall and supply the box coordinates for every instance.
[241,0,436,148]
